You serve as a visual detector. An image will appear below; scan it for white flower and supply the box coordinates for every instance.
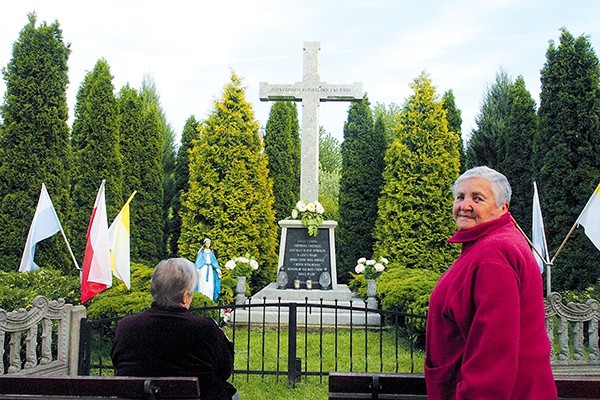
[250,260,259,270]
[307,202,316,212]
[379,257,389,265]
[291,209,298,219]
[238,257,249,264]
[225,260,236,270]
[357,257,367,264]
[315,201,325,214]
[366,259,376,266]
[374,263,385,272]
[296,200,307,212]
[355,264,365,274]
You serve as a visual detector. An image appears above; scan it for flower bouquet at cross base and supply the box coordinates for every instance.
[290,200,325,237]
[224,254,260,278]
[354,256,389,280]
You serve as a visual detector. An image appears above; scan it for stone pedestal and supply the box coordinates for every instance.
[235,276,247,305]
[278,219,338,290]
[366,279,378,309]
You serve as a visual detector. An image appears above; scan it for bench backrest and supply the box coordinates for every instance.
[0,375,201,399]
[328,372,600,399]
[0,295,86,376]
[546,292,600,376]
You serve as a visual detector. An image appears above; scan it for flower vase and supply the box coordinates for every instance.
[366,278,378,309]
[235,276,247,305]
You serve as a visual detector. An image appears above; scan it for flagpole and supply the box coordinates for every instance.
[549,220,578,265]
[511,216,547,262]
[59,228,80,270]
[546,263,551,297]
[512,216,553,296]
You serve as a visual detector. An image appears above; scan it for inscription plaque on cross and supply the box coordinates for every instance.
[260,41,363,202]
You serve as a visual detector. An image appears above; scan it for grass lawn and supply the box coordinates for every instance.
[226,326,424,399]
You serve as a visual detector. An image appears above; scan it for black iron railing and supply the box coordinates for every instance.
[78,301,426,385]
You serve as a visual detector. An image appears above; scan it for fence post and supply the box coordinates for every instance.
[287,302,299,385]
[77,318,92,375]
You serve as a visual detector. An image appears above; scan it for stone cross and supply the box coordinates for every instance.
[260,41,363,203]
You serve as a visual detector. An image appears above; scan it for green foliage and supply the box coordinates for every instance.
[319,128,342,173]
[318,167,340,221]
[373,73,460,273]
[466,70,538,230]
[141,76,174,259]
[70,58,123,260]
[179,73,278,293]
[441,90,465,173]
[373,102,402,145]
[264,101,300,221]
[85,262,219,319]
[337,96,385,282]
[134,100,165,263]
[534,29,600,290]
[85,263,154,319]
[318,128,342,221]
[378,266,440,334]
[559,281,600,304]
[170,116,200,256]
[0,13,72,272]
[349,263,440,336]
[0,268,79,311]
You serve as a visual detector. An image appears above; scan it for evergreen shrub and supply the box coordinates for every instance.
[0,268,79,311]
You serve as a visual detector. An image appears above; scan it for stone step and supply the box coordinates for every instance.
[231,283,381,326]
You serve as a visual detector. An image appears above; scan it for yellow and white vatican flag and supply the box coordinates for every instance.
[108,191,136,289]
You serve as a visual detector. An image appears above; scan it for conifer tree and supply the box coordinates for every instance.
[466,71,513,169]
[264,101,300,221]
[534,29,600,290]
[318,128,342,221]
[170,116,200,256]
[179,73,278,289]
[337,96,385,282]
[442,90,465,173]
[135,101,164,263]
[374,102,401,144]
[0,13,72,271]
[141,76,175,258]
[117,85,164,265]
[373,73,460,272]
[70,59,123,260]
[466,71,538,230]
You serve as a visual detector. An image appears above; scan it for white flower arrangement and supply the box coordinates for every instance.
[225,254,259,278]
[291,200,325,236]
[355,256,389,279]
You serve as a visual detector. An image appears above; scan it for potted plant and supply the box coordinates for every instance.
[354,256,388,308]
[224,254,259,304]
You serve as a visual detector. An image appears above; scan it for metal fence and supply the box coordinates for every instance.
[78,300,426,385]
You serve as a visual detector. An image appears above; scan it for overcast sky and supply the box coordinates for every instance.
[1,1,600,144]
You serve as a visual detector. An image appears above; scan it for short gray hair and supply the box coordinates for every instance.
[453,166,512,206]
[151,258,197,308]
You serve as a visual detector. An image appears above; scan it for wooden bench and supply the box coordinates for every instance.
[0,375,201,399]
[328,372,600,399]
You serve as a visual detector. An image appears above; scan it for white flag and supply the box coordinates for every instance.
[576,183,600,252]
[81,180,112,303]
[108,191,136,289]
[531,182,549,274]
[19,184,63,272]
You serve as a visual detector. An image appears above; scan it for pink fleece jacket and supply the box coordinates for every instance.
[425,212,557,399]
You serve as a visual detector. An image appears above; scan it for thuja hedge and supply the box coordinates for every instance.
[0,262,237,320]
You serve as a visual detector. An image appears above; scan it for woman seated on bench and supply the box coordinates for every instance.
[111,258,239,400]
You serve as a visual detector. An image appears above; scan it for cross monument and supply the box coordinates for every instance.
[260,41,363,202]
